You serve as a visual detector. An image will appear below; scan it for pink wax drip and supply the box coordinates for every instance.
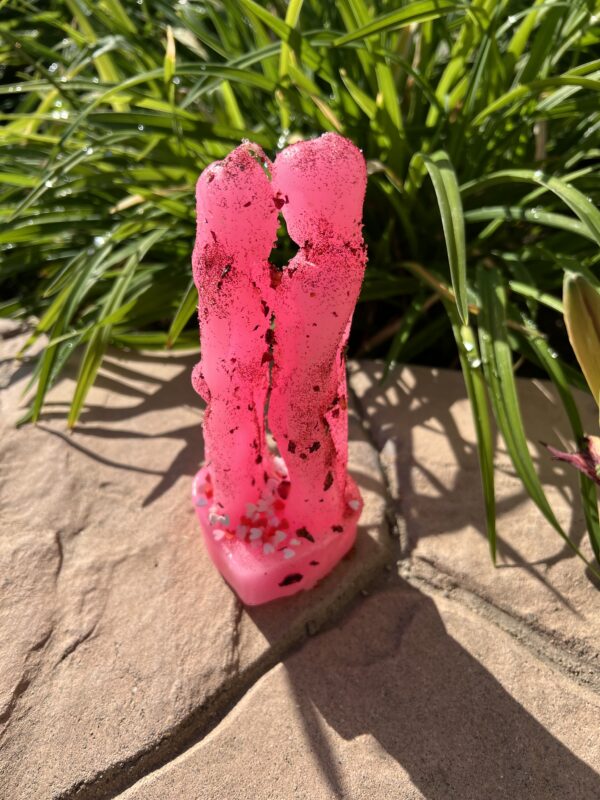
[191,133,367,605]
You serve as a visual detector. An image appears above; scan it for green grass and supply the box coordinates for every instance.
[2,0,600,572]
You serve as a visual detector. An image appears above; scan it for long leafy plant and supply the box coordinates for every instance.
[2,0,600,570]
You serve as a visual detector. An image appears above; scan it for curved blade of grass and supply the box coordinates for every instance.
[167,280,198,348]
[67,229,164,427]
[464,205,595,241]
[380,293,429,382]
[279,0,304,77]
[508,282,564,314]
[462,169,600,246]
[418,151,469,323]
[477,264,594,568]
[333,1,464,46]
[448,305,497,562]
[473,75,600,124]
[520,316,600,561]
[238,0,326,76]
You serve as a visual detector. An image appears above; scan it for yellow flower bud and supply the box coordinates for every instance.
[563,272,600,408]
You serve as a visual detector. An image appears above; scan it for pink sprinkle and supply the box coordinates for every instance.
[213,529,226,541]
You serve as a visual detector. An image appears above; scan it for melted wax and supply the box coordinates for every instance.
[191,133,367,604]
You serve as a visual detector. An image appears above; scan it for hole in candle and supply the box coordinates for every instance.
[278,573,303,587]
[296,527,314,543]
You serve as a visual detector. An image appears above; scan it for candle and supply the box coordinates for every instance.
[191,133,367,605]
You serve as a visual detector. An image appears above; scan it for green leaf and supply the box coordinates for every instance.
[67,229,165,427]
[448,306,497,562]
[333,1,464,45]
[167,280,198,348]
[477,264,592,568]
[418,151,469,323]
[520,316,600,562]
[462,170,600,247]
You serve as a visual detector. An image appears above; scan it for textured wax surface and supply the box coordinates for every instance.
[192,133,367,605]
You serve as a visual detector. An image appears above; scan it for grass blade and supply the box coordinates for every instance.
[333,1,464,46]
[167,280,198,348]
[520,315,600,561]
[448,306,497,562]
[418,151,469,323]
[477,264,594,568]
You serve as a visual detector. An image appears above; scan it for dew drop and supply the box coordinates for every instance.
[137,124,144,131]
[48,62,58,73]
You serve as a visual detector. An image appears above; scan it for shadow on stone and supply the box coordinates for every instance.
[280,572,600,800]
[351,363,594,604]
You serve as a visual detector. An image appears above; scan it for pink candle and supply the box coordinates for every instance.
[191,133,367,605]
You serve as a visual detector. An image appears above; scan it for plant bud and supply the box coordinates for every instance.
[563,272,600,408]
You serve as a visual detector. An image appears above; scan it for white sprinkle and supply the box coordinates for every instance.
[274,530,286,544]
[236,525,248,540]
[290,538,301,547]
[194,496,208,507]
[283,548,295,559]
[348,499,360,511]
[249,528,262,540]
[213,529,226,541]
[263,543,275,555]
[268,516,280,527]
[208,512,219,525]
[273,456,288,477]
[218,514,230,527]
[256,499,268,512]
[246,503,256,516]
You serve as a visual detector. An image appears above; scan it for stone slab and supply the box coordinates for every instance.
[350,361,600,679]
[119,574,600,800]
[0,325,390,800]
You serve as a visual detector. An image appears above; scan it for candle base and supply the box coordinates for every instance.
[192,464,362,605]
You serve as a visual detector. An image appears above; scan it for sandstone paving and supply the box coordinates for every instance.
[0,325,390,800]
[350,362,600,679]
[118,573,600,800]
